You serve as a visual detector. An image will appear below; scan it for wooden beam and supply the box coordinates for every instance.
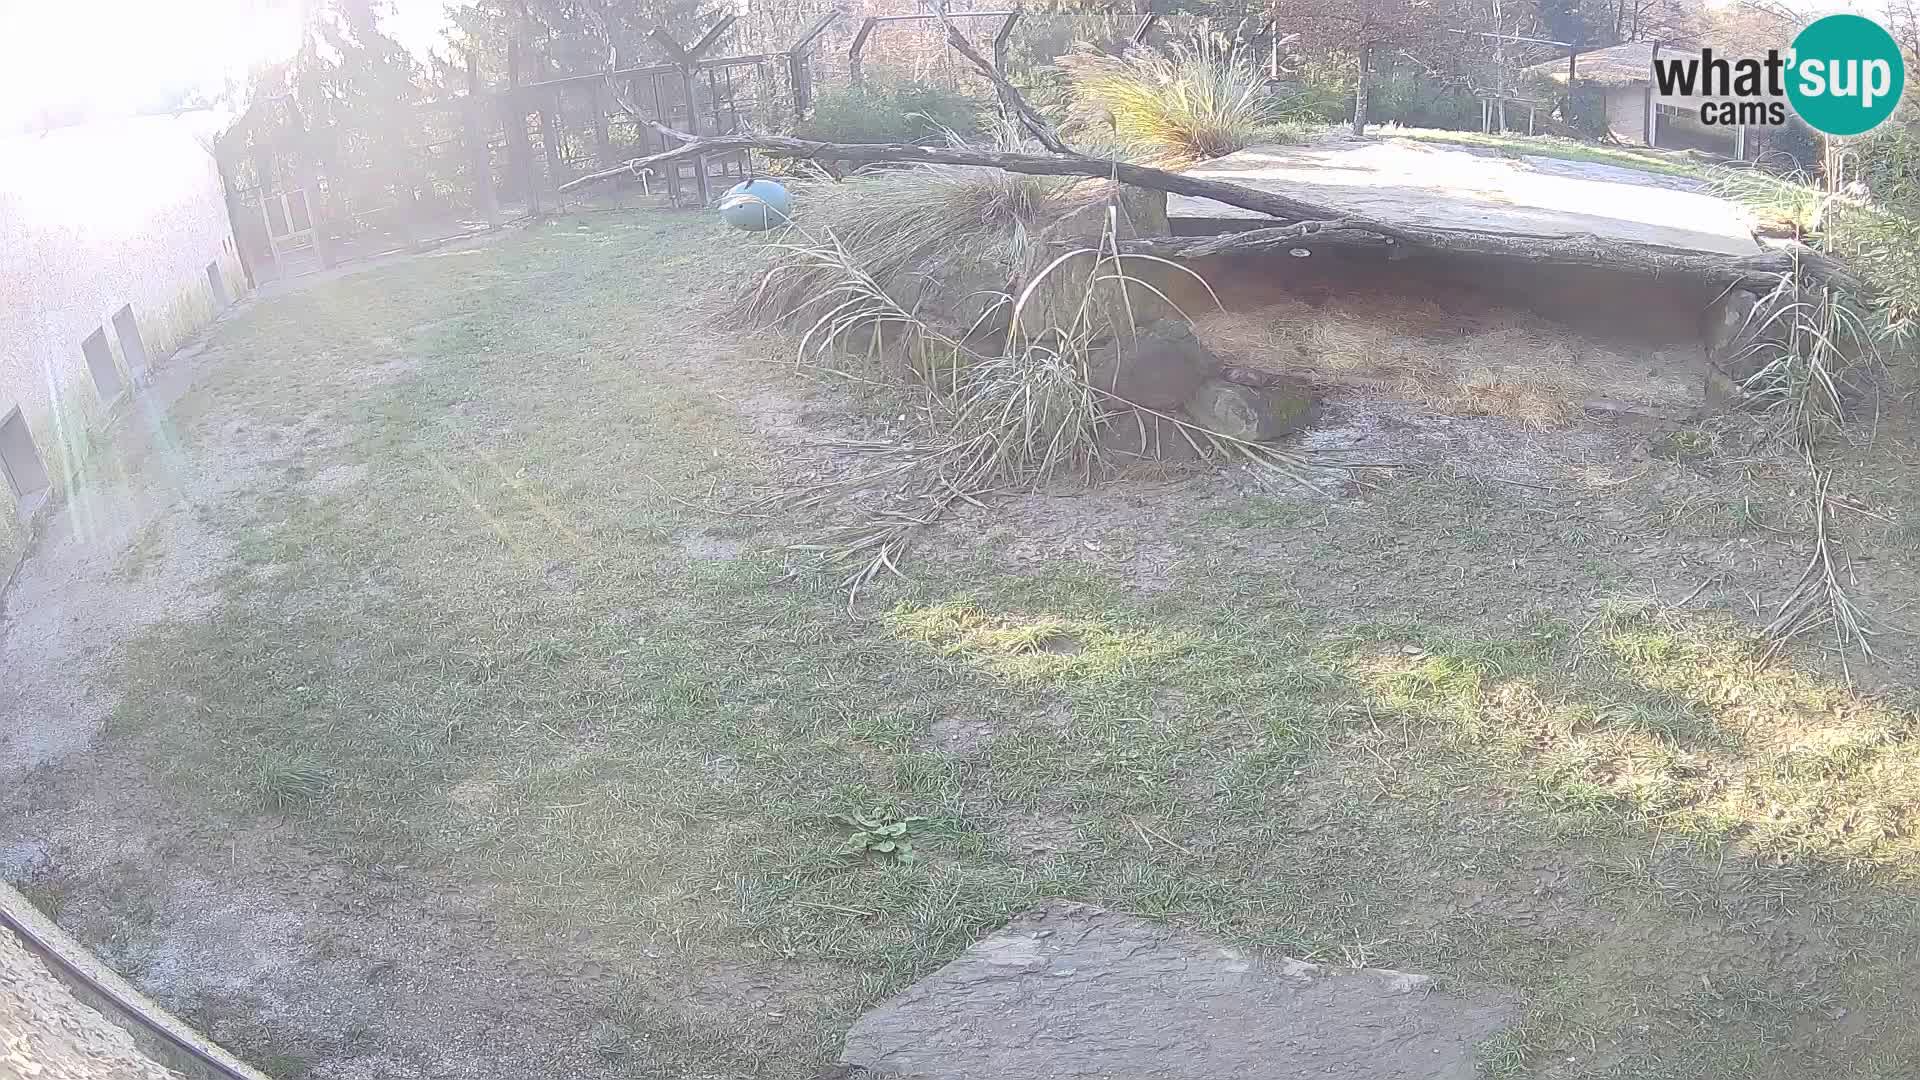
[789,9,842,52]
[849,17,878,85]
[651,27,691,66]
[686,14,738,61]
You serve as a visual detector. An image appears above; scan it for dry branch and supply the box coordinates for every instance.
[931,0,1071,154]
[561,134,1384,225]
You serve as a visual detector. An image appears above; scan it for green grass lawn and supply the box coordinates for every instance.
[26,211,1920,1078]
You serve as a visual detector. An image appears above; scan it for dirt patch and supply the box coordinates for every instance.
[0,345,285,773]
[304,462,369,496]
[1007,814,1079,859]
[929,713,998,754]
[837,900,1516,1079]
[7,775,647,1080]
[676,529,746,560]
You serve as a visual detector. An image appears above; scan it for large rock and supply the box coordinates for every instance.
[1018,185,1182,339]
[1095,409,1204,462]
[1185,377,1317,441]
[1702,287,1783,400]
[834,902,1515,1079]
[1085,318,1220,410]
[1705,288,1766,356]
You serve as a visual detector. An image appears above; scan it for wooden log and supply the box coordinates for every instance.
[560,135,1405,227]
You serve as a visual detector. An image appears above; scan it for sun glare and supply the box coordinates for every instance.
[0,0,303,129]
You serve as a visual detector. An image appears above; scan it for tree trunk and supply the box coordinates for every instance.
[506,14,540,215]
[1492,0,1508,133]
[466,52,501,227]
[1351,43,1372,136]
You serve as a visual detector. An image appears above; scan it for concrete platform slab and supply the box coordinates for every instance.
[835,901,1516,1079]
[1169,135,1763,257]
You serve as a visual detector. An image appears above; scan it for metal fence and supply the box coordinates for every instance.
[218,4,1298,284]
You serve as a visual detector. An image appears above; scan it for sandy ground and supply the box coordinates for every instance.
[1171,134,1763,256]
[1,925,179,1080]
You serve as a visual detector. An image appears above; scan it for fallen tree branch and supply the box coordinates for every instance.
[560,134,1389,227]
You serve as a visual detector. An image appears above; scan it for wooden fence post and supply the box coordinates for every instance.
[681,65,708,204]
[787,9,842,122]
[588,81,613,168]
[849,17,878,86]
[653,20,736,207]
[1565,44,1579,128]
[789,49,813,120]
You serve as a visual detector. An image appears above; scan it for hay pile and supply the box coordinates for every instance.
[1195,296,1705,428]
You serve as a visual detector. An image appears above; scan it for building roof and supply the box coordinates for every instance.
[1523,41,1665,88]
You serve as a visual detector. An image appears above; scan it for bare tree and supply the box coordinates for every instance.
[1272,0,1451,134]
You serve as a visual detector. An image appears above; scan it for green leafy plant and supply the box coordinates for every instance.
[796,77,987,146]
[832,809,928,862]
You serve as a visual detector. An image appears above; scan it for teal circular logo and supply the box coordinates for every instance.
[1787,14,1906,137]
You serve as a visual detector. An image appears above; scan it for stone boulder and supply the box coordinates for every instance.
[1095,409,1204,462]
[1018,185,1182,339]
[1185,377,1317,441]
[1085,318,1220,410]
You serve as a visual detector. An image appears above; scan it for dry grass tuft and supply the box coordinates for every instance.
[732,123,1090,346]
[747,210,1326,603]
[1055,37,1286,166]
[887,600,1187,683]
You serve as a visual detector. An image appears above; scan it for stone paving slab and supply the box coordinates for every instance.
[1170,135,1763,257]
[836,902,1516,1079]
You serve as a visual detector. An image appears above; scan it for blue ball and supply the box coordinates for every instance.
[718,179,792,231]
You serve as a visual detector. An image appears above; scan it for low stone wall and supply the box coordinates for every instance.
[0,113,243,566]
